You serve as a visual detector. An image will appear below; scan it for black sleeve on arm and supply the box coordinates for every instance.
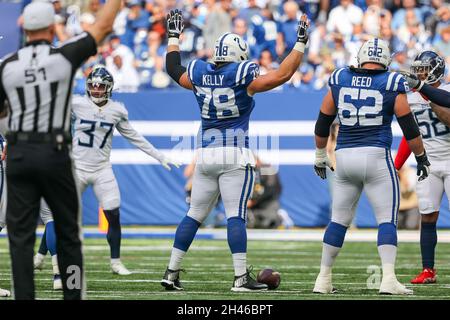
[420,84,450,108]
[0,63,6,114]
[314,112,336,137]
[58,32,98,69]
[397,112,421,140]
[166,51,187,84]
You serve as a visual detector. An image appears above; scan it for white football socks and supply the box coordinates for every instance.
[51,255,60,275]
[378,244,397,278]
[168,247,186,271]
[111,258,121,265]
[319,243,342,274]
[232,253,247,277]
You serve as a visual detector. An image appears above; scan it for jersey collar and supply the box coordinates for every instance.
[25,39,52,47]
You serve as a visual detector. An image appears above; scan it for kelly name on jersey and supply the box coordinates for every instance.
[186,59,260,148]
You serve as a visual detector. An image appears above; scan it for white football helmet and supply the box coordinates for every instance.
[212,32,249,63]
[357,38,392,69]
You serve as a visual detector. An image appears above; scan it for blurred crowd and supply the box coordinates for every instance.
[31,0,450,92]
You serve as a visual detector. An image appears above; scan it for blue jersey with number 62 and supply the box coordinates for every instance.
[187,59,260,148]
[329,67,409,150]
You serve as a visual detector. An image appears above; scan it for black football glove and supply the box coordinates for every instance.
[166,9,184,39]
[400,71,424,91]
[296,15,309,45]
[415,151,431,182]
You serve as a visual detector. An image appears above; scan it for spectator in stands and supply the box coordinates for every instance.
[150,56,171,88]
[108,51,141,92]
[390,45,410,71]
[392,0,424,30]
[434,25,450,57]
[346,23,369,66]
[398,165,420,230]
[179,3,206,65]
[88,0,102,16]
[247,157,283,229]
[237,0,262,26]
[277,0,301,58]
[299,63,316,89]
[363,0,392,37]
[307,22,327,67]
[255,5,279,62]
[326,0,364,38]
[330,33,348,69]
[108,34,136,67]
[122,0,151,49]
[113,0,130,38]
[203,0,234,58]
[258,50,282,90]
[233,18,258,60]
[396,10,431,59]
[149,4,167,40]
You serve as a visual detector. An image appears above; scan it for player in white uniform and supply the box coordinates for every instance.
[395,51,449,284]
[35,66,180,283]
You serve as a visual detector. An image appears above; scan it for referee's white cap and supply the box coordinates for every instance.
[23,1,55,31]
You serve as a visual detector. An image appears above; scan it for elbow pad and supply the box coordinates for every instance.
[166,51,187,84]
[314,112,336,137]
[397,112,421,140]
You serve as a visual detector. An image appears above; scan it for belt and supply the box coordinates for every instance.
[6,131,72,145]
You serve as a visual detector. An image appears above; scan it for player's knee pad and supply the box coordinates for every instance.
[187,208,208,224]
[377,222,397,246]
[323,221,347,248]
[101,198,121,212]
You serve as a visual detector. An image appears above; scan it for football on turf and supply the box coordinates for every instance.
[257,268,281,290]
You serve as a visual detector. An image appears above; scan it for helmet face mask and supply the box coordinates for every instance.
[357,38,392,69]
[213,33,249,64]
[86,67,114,105]
[411,51,445,84]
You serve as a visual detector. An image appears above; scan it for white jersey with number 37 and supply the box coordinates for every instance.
[408,83,450,160]
[72,95,163,173]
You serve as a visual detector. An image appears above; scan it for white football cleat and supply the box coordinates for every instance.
[111,261,132,275]
[0,288,11,297]
[34,253,45,271]
[379,277,413,295]
[313,274,337,294]
[53,274,63,290]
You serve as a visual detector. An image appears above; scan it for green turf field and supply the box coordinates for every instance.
[0,237,449,300]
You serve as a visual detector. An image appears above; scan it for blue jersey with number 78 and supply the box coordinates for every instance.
[329,67,410,150]
[187,59,260,148]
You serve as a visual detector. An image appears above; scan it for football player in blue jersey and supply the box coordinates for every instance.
[312,38,430,295]
[161,9,309,292]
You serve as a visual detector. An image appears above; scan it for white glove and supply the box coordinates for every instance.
[160,156,181,171]
[314,148,334,179]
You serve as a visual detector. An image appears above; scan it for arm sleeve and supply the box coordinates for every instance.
[58,32,97,69]
[394,136,412,170]
[0,61,6,114]
[116,110,164,162]
[166,51,187,84]
[420,84,450,108]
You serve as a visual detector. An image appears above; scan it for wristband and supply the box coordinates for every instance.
[293,42,306,53]
[168,37,180,46]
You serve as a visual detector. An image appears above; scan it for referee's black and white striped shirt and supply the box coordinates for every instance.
[0,32,97,134]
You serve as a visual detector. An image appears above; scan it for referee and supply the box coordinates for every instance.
[0,0,121,300]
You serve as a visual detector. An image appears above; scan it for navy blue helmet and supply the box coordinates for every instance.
[411,51,445,84]
[86,66,114,105]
